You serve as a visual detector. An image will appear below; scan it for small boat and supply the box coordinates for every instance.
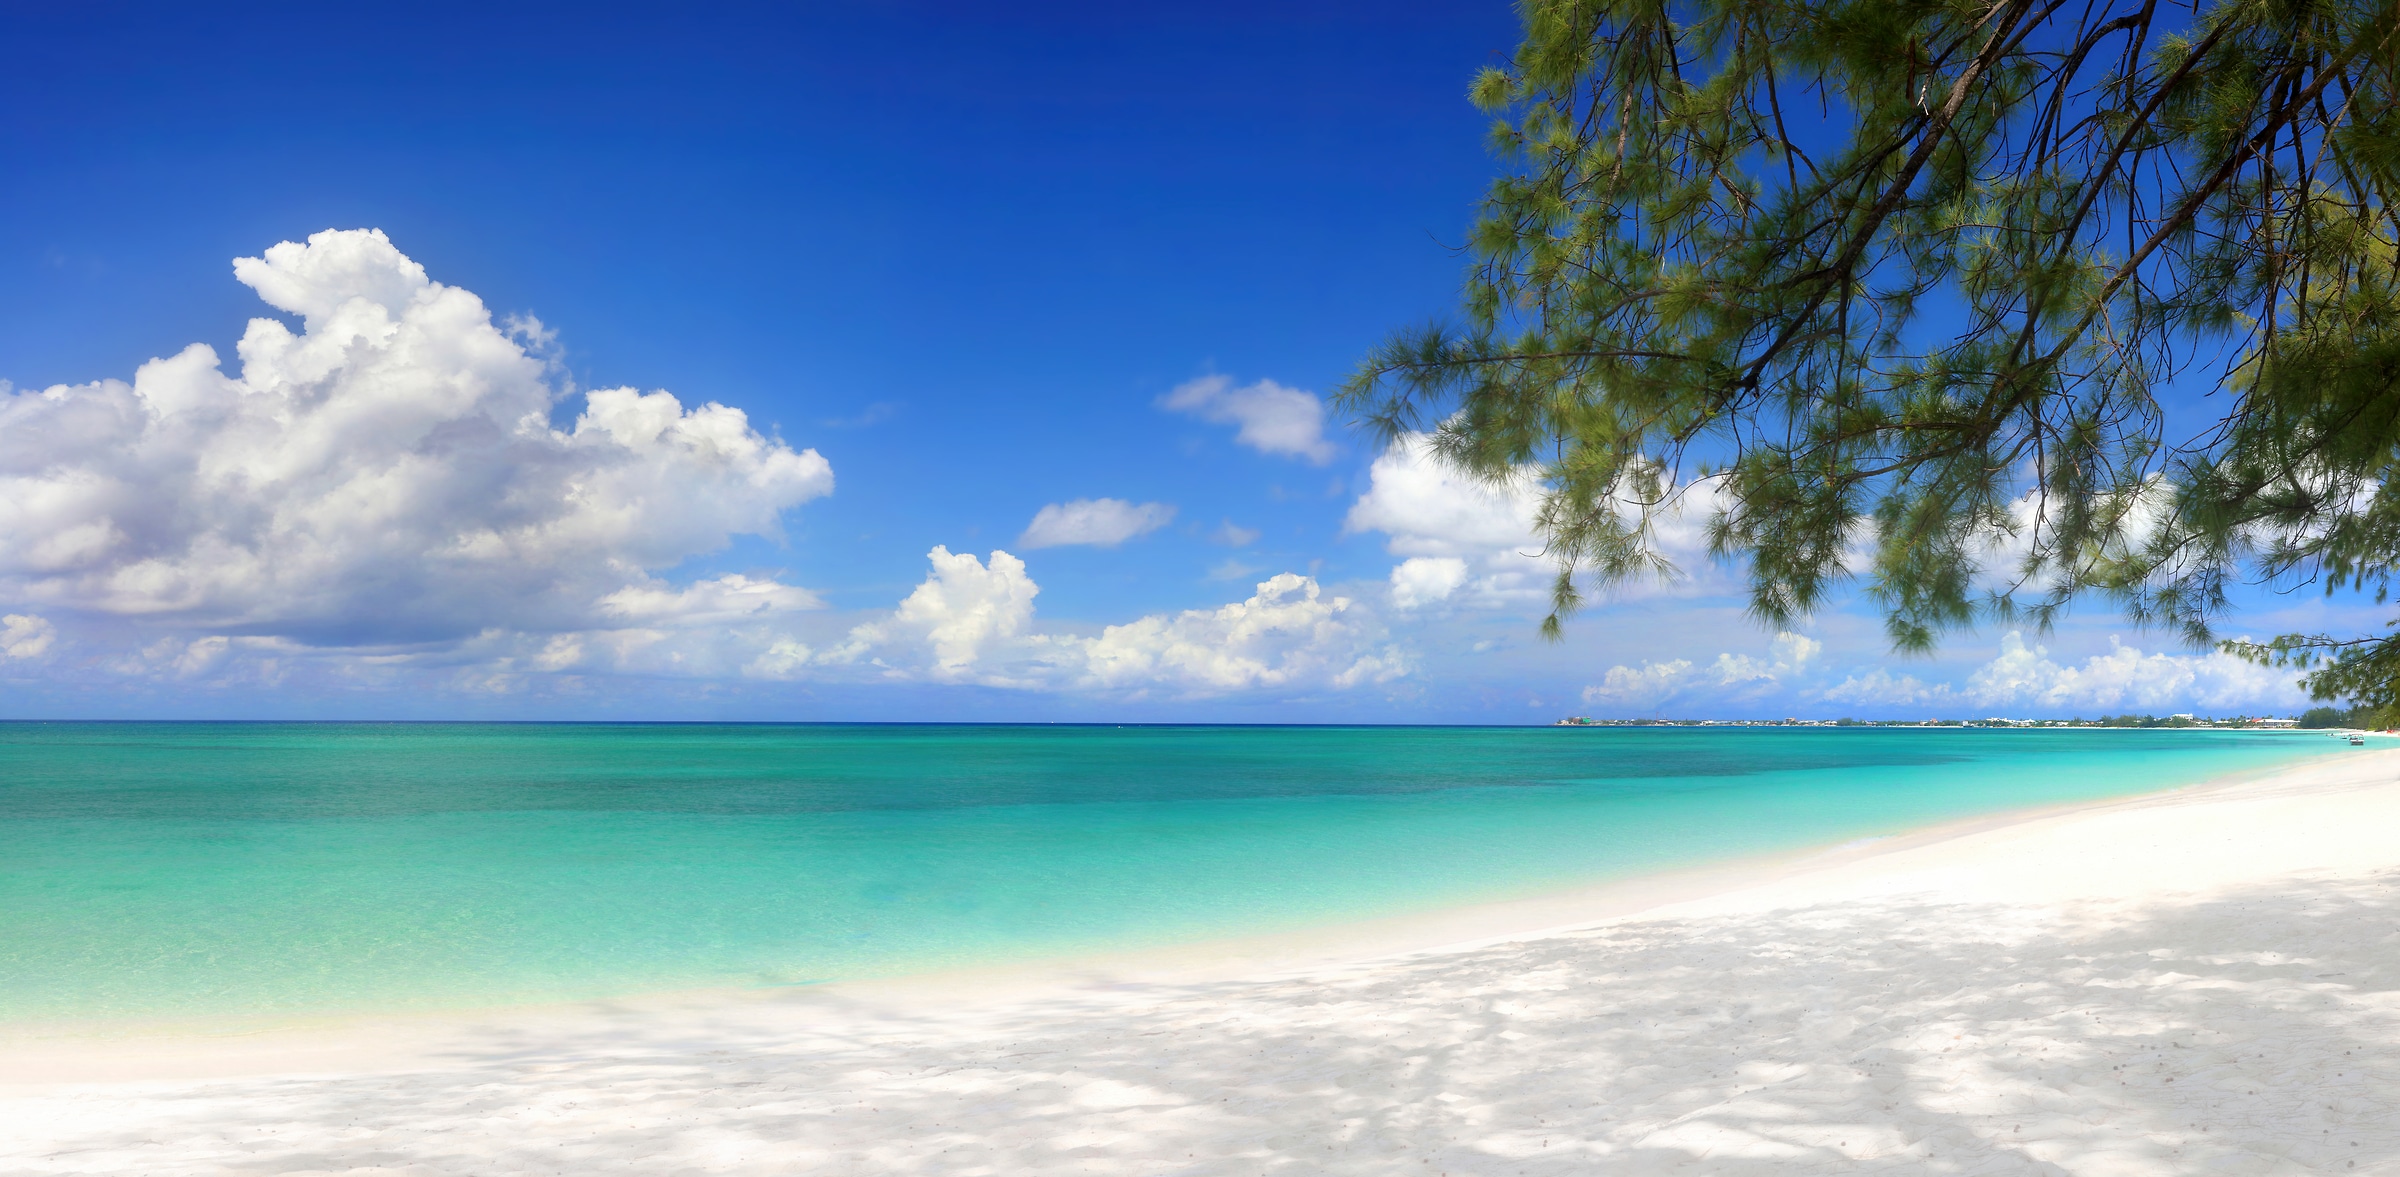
[2350,734,2366,745]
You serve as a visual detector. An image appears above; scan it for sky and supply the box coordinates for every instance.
[0,0,2374,722]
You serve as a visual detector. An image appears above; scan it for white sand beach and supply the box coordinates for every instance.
[6,747,2400,1175]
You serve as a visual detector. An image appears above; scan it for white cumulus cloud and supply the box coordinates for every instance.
[0,229,833,671]
[1710,632,1821,691]
[1081,573,1406,693]
[1815,668,1956,710]
[1347,436,1736,613]
[828,547,1406,697]
[745,638,816,681]
[1346,437,1549,608]
[1346,437,1544,560]
[1582,659,1695,708]
[1019,498,1177,549]
[1389,556,1469,609]
[1,613,55,660]
[1582,631,1821,708]
[1159,375,1336,464]
[831,546,1047,683]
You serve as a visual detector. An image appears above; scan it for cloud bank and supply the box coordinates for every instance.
[0,237,1414,705]
[825,547,1407,698]
[0,232,2309,719]
[1815,632,2305,714]
[1583,630,2306,716]
[1,230,834,642]
[0,229,833,668]
[1582,632,1821,708]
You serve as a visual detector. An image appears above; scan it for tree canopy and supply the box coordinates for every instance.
[1342,0,2400,717]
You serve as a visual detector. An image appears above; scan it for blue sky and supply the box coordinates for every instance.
[0,1,2371,721]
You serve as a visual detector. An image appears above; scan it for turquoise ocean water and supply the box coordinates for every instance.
[0,722,2359,1024]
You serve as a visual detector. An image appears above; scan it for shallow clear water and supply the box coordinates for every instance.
[0,722,2356,1022]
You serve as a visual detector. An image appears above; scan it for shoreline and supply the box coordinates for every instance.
[2,739,2379,1087]
[8,745,2399,1173]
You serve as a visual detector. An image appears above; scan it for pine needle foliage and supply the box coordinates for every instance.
[1341,0,2400,708]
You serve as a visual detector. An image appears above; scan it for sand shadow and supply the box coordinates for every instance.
[7,870,2400,1175]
